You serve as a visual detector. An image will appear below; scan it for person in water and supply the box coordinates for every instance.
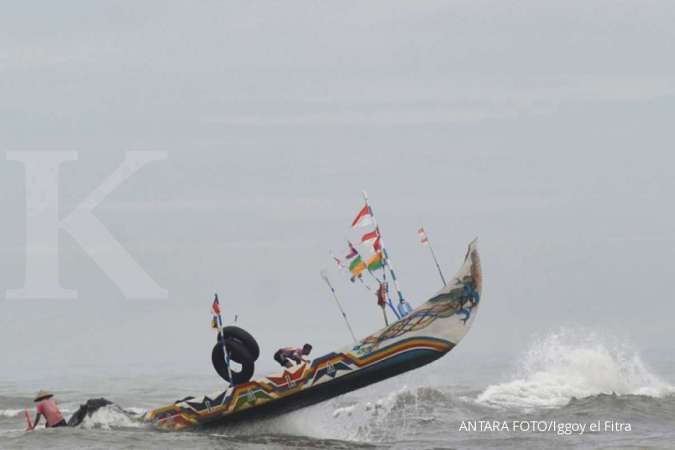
[274,343,312,368]
[31,390,67,429]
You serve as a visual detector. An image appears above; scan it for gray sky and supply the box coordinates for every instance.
[1,1,674,377]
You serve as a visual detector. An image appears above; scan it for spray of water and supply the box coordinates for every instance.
[477,328,674,409]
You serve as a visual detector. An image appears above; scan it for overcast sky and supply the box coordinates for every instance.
[1,1,674,377]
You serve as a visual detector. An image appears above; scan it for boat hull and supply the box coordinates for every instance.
[147,241,481,431]
[201,339,451,427]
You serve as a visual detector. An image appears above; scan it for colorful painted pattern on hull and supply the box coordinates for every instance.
[146,241,482,431]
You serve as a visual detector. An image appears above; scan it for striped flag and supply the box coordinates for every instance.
[366,251,384,271]
[417,227,429,245]
[351,204,373,228]
[349,256,366,278]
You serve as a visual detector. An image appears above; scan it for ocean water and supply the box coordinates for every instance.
[2,330,674,450]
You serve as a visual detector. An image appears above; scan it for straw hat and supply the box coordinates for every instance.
[34,390,54,402]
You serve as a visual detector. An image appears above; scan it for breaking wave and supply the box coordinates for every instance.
[476,329,674,409]
[79,405,144,430]
[1,407,74,419]
[326,385,484,443]
[216,385,473,443]
[0,409,23,418]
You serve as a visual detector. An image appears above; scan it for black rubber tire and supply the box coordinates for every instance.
[220,326,260,361]
[212,339,255,385]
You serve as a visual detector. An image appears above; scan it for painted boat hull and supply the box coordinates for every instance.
[147,241,482,431]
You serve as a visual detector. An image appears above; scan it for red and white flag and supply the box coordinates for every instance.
[211,294,221,315]
[351,204,373,229]
[417,227,429,245]
[361,230,379,245]
[372,236,382,252]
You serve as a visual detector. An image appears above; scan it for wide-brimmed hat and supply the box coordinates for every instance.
[34,390,54,402]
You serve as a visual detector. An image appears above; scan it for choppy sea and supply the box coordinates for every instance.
[2,330,674,450]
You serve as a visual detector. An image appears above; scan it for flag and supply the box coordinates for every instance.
[211,294,221,315]
[366,251,384,271]
[345,241,358,259]
[362,230,382,252]
[349,256,366,278]
[351,204,373,228]
[332,253,345,270]
[361,230,378,244]
[349,255,364,271]
[417,227,429,245]
[372,236,382,252]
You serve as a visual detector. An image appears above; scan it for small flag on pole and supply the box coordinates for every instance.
[332,253,345,270]
[346,241,359,259]
[211,294,221,315]
[351,204,373,229]
[417,225,447,286]
[349,256,366,276]
[417,227,429,245]
[361,230,378,244]
[366,251,384,271]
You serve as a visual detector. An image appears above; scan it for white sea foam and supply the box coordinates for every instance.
[476,329,674,409]
[1,408,74,419]
[220,385,413,443]
[80,405,142,430]
[0,409,23,418]
[321,385,439,442]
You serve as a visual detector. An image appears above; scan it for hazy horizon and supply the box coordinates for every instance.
[2,1,674,379]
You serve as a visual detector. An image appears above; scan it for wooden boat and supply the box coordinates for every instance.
[146,241,482,431]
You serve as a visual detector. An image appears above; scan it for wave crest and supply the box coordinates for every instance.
[476,329,674,409]
[80,405,143,430]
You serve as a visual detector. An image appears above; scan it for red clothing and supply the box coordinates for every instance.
[36,398,65,427]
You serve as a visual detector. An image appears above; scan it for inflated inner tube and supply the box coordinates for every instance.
[212,339,255,385]
[219,326,260,361]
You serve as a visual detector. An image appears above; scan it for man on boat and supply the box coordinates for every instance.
[273,343,312,368]
[30,390,68,429]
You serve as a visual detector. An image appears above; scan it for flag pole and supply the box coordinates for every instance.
[321,271,358,343]
[368,270,398,319]
[353,245,400,319]
[380,264,398,321]
[420,226,447,286]
[362,191,408,312]
[213,293,235,388]
[332,245,398,320]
